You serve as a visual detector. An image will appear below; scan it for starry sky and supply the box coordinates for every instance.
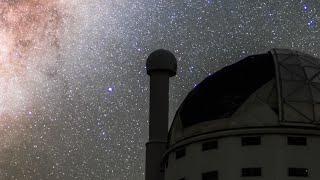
[0,0,320,179]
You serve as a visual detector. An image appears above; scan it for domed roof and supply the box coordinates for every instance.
[169,49,320,145]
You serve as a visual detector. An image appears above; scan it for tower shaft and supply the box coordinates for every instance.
[146,72,169,180]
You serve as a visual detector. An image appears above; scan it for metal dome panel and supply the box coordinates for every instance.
[178,53,275,127]
[168,49,320,146]
[271,49,320,125]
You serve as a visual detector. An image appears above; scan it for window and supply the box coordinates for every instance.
[242,168,262,177]
[242,136,261,146]
[288,168,308,177]
[202,171,218,180]
[175,148,186,159]
[288,136,307,146]
[202,140,218,151]
[178,178,186,180]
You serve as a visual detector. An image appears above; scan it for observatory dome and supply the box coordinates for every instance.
[168,48,320,146]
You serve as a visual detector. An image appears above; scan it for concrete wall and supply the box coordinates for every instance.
[165,133,320,180]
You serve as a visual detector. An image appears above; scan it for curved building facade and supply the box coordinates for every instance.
[162,49,320,180]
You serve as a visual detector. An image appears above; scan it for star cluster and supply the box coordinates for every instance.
[0,0,320,179]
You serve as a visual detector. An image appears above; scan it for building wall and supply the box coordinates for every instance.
[165,133,320,180]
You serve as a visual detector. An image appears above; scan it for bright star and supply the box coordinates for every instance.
[107,87,113,92]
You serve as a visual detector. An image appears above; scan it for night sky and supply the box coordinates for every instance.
[0,0,320,179]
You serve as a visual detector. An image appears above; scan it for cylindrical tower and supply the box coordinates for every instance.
[145,49,177,180]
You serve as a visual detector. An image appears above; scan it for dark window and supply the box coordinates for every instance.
[178,178,186,180]
[242,168,262,177]
[202,171,218,180]
[242,136,261,146]
[202,140,218,151]
[288,168,308,177]
[288,136,307,146]
[175,148,186,159]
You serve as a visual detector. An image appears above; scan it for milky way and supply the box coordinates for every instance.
[0,0,67,116]
[1,0,320,180]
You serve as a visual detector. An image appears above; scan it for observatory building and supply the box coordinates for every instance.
[145,48,320,180]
